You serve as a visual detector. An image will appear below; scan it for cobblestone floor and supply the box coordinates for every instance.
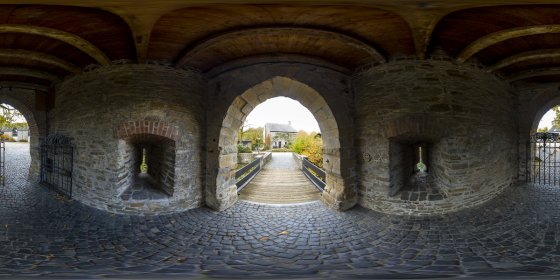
[1,143,560,279]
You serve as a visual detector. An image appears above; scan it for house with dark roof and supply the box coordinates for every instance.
[264,122,298,148]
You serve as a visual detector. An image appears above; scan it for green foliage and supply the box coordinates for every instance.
[291,131,323,168]
[239,126,264,150]
[0,134,16,142]
[0,104,26,129]
[538,127,549,133]
[237,145,252,153]
[140,148,148,173]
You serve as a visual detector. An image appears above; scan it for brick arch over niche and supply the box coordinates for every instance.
[209,76,353,211]
[113,120,179,141]
[113,120,179,211]
[0,90,44,179]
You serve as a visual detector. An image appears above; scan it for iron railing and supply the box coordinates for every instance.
[235,153,271,191]
[0,141,4,186]
[302,158,326,191]
[40,135,73,198]
[527,132,560,185]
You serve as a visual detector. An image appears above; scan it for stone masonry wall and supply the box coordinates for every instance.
[354,59,517,216]
[48,64,206,214]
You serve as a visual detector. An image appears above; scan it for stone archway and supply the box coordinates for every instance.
[530,98,560,134]
[0,90,43,179]
[517,88,560,182]
[208,76,350,211]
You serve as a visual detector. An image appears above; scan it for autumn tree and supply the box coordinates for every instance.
[291,131,323,168]
[241,127,264,149]
[0,104,26,130]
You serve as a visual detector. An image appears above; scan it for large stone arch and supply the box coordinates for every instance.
[0,88,45,179]
[206,61,356,211]
[528,93,560,134]
[517,84,560,181]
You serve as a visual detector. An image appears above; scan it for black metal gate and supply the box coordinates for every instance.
[0,141,4,186]
[40,135,73,197]
[527,132,560,185]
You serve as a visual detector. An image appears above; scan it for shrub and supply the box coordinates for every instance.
[291,131,323,168]
[237,145,252,153]
[0,134,15,142]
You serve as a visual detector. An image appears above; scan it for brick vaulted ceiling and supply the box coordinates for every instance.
[3,1,560,91]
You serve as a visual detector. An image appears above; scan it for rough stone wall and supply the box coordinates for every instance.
[354,59,517,215]
[158,140,176,195]
[49,64,206,214]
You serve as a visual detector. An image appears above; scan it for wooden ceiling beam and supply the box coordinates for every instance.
[0,24,111,65]
[0,67,60,81]
[0,82,49,92]
[458,25,560,63]
[174,27,386,69]
[0,49,80,74]
[507,67,560,82]
[488,49,560,71]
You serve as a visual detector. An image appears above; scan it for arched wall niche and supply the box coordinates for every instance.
[205,60,356,211]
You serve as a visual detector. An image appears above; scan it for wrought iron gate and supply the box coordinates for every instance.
[527,132,560,185]
[0,141,4,186]
[40,135,73,197]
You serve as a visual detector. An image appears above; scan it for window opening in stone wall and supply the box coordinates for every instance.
[140,147,148,174]
[415,145,427,173]
[120,135,175,201]
[389,140,445,202]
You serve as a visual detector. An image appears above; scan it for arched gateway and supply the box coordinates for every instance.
[206,75,356,211]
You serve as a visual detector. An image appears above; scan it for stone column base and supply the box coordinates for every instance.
[206,185,238,211]
[321,190,356,211]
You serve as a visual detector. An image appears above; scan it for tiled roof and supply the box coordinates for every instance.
[266,123,298,133]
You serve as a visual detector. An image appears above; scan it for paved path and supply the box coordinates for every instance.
[239,152,321,204]
[2,144,560,278]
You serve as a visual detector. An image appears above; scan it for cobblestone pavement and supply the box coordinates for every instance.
[1,143,560,279]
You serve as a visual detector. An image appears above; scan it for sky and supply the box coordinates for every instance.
[245,97,320,133]
[539,109,555,129]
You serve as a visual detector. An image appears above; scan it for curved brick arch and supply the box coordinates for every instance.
[113,120,179,141]
[0,90,43,178]
[211,76,349,211]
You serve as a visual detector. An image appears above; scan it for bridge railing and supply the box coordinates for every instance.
[235,152,271,191]
[294,153,326,192]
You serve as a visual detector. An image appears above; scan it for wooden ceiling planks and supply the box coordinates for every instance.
[148,5,415,69]
[0,5,135,90]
